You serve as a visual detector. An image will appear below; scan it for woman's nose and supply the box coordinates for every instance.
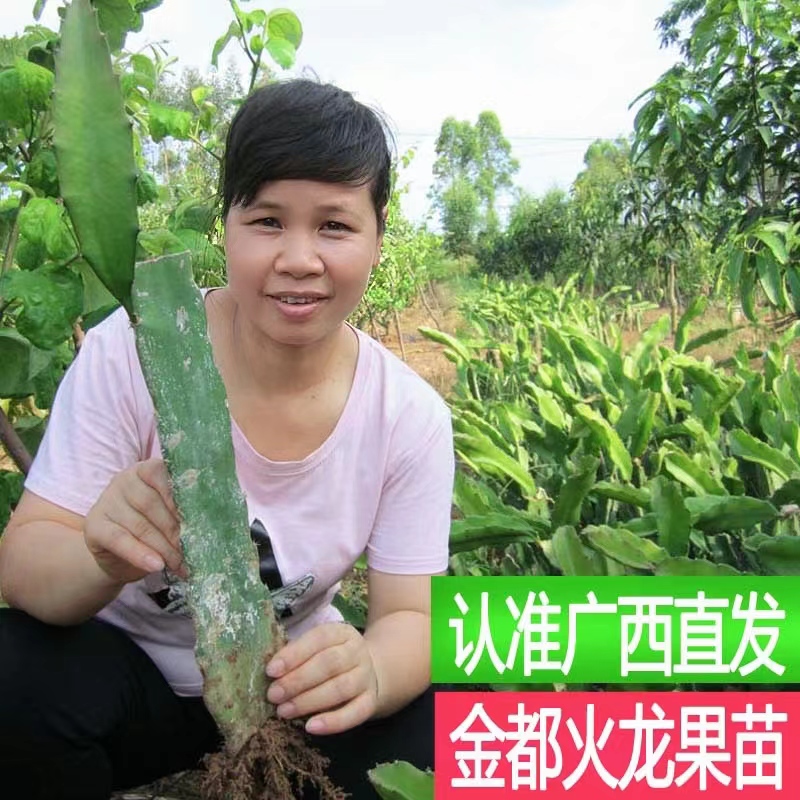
[273,232,324,277]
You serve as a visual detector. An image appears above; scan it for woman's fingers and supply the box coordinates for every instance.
[136,458,181,523]
[90,519,168,574]
[85,459,185,583]
[272,663,372,719]
[304,688,377,736]
[104,501,183,574]
[265,624,379,731]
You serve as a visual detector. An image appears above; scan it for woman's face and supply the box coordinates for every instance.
[223,179,383,349]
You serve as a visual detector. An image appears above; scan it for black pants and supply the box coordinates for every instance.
[0,608,434,800]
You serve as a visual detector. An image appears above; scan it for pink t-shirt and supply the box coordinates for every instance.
[24,305,454,696]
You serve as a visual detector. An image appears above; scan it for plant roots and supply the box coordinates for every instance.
[202,717,348,800]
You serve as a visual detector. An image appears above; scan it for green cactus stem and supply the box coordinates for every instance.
[131,253,282,753]
[132,255,343,800]
[53,0,137,315]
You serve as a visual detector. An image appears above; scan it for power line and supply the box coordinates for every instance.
[396,131,606,143]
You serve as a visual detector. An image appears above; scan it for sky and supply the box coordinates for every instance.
[1,0,679,223]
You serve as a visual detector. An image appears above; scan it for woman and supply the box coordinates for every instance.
[0,79,454,799]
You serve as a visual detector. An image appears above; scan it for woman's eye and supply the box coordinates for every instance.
[323,221,349,232]
[254,217,280,228]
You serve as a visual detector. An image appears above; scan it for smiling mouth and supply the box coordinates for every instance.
[270,295,326,305]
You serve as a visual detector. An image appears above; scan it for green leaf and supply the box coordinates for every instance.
[685,494,779,533]
[574,404,632,480]
[190,85,211,107]
[173,228,225,277]
[211,21,239,68]
[655,557,742,577]
[0,67,30,128]
[551,525,602,576]
[135,171,158,205]
[753,536,800,576]
[1,264,83,350]
[418,327,472,365]
[772,479,800,509]
[755,251,783,308]
[529,384,567,429]
[551,455,599,528]
[685,327,733,354]
[81,302,118,330]
[92,0,144,52]
[34,0,49,20]
[0,470,25,531]
[249,33,263,55]
[129,53,156,93]
[132,0,163,11]
[167,198,218,233]
[265,37,296,69]
[740,255,757,321]
[756,125,773,147]
[24,148,60,197]
[331,592,366,629]
[786,267,800,316]
[15,236,47,271]
[0,329,35,398]
[591,481,651,509]
[629,391,660,458]
[650,476,691,557]
[729,429,798,481]
[137,228,186,257]
[674,295,706,353]
[449,512,544,554]
[14,413,47,457]
[75,258,117,313]
[584,525,668,570]
[53,0,138,315]
[661,446,727,496]
[15,57,54,111]
[30,344,72,409]
[454,431,536,498]
[0,60,53,127]
[17,197,75,261]
[368,761,434,800]
[267,8,303,47]
[753,230,788,266]
[148,102,193,141]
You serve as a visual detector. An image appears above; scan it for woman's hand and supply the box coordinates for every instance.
[84,457,185,586]
[265,623,379,735]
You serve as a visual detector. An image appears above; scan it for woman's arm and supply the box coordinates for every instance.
[0,491,124,625]
[362,569,442,718]
[0,458,184,625]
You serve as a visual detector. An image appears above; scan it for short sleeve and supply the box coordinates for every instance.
[366,399,455,574]
[24,308,156,516]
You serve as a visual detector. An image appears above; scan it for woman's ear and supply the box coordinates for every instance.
[374,205,388,264]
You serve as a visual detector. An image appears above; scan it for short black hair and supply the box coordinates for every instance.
[221,79,393,231]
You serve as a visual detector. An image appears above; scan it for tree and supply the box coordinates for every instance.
[478,189,577,280]
[633,0,800,321]
[430,111,518,255]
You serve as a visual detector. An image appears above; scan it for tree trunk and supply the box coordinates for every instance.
[393,308,407,361]
[0,407,32,475]
[668,258,679,334]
